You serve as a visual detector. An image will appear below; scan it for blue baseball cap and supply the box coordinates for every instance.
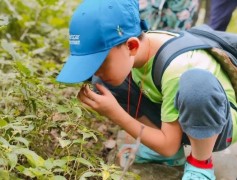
[57,0,146,83]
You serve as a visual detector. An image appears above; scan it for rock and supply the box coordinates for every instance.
[129,163,183,180]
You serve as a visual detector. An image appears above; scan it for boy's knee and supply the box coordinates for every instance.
[175,69,230,139]
[175,69,227,110]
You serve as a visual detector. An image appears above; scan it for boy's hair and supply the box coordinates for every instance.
[57,0,148,84]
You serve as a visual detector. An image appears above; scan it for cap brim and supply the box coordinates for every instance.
[57,50,109,83]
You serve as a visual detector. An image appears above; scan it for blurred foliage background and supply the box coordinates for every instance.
[0,0,236,179]
[0,0,130,179]
[227,10,237,33]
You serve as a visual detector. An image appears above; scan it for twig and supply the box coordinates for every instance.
[119,125,145,180]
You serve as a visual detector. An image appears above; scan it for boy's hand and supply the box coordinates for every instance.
[77,83,122,119]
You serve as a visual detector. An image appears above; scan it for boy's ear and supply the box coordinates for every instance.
[126,37,140,56]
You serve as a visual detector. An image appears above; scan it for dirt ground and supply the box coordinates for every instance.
[112,130,237,180]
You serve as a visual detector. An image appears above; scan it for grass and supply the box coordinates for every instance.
[227,9,237,33]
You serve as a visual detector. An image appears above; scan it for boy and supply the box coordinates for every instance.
[57,0,237,179]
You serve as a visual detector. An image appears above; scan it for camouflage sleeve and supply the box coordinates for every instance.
[139,0,200,30]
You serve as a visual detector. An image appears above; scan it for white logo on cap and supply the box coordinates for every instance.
[117,26,123,36]
[70,35,80,45]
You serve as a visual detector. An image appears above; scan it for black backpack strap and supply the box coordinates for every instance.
[189,24,237,58]
[152,31,212,92]
[188,25,237,67]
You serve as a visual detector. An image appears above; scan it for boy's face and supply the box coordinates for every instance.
[95,43,134,86]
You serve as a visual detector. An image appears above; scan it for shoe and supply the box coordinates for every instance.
[182,162,216,180]
[118,143,186,168]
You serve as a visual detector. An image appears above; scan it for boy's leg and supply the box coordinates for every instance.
[175,69,233,179]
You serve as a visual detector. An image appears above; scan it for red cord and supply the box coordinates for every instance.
[127,73,131,114]
[127,72,143,119]
[125,37,150,144]
[135,89,143,119]
[128,62,149,119]
[127,37,150,120]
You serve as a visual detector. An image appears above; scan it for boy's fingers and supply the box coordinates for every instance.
[77,84,108,108]
[84,84,100,101]
[95,83,110,95]
[77,87,91,101]
[78,85,102,107]
[81,96,96,107]
[78,89,97,107]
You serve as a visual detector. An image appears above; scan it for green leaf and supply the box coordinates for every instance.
[72,107,82,118]
[0,119,8,127]
[91,133,98,142]
[49,17,65,27]
[0,137,10,147]
[79,171,98,180]
[0,169,10,180]
[110,173,121,180]
[53,159,67,168]
[1,39,20,60]
[61,156,76,162]
[72,139,84,145]
[15,148,45,167]
[0,15,9,26]
[13,137,29,147]
[44,158,54,170]
[0,158,8,166]
[15,61,31,76]
[81,131,98,142]
[102,170,110,180]
[56,105,71,113]
[36,0,58,6]
[52,168,64,173]
[6,152,18,170]
[25,167,51,177]
[49,176,67,180]
[22,168,36,178]
[58,138,71,148]
[32,47,47,55]
[45,158,69,172]
[77,158,93,167]
[60,131,67,138]
[16,165,25,172]
[17,115,37,120]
